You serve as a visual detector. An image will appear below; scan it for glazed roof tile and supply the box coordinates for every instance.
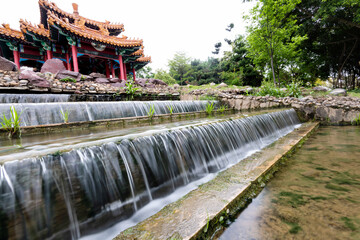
[39,0,124,33]
[47,12,142,48]
[20,20,50,38]
[0,24,25,41]
[136,56,151,63]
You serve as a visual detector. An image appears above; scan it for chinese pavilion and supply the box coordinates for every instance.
[0,0,151,80]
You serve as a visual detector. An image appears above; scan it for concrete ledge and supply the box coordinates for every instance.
[114,121,319,240]
[0,109,235,137]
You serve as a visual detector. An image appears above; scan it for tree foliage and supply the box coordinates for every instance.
[154,69,176,85]
[246,0,307,85]
[168,52,192,85]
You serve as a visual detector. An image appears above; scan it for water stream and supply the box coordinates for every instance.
[218,126,360,240]
[0,94,70,103]
[0,101,215,126]
[0,109,300,239]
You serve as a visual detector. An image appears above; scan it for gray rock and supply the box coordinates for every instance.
[19,80,29,86]
[313,86,331,92]
[95,78,110,83]
[218,82,227,88]
[209,82,216,86]
[40,59,66,74]
[0,56,18,71]
[3,76,12,82]
[330,88,347,96]
[19,69,50,88]
[90,72,106,78]
[55,70,81,82]
[173,84,180,89]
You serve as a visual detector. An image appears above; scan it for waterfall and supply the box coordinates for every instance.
[0,101,216,126]
[0,94,70,103]
[0,109,300,239]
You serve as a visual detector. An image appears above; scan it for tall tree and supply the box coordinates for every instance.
[246,0,307,85]
[168,52,191,85]
[221,35,263,86]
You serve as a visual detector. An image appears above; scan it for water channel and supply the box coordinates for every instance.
[219,126,360,240]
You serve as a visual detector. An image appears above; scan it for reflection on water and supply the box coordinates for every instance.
[219,126,360,240]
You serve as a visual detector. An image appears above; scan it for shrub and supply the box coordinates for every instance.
[205,102,215,115]
[125,80,139,100]
[60,77,76,83]
[257,80,286,97]
[286,81,302,98]
[0,106,22,138]
[154,69,176,85]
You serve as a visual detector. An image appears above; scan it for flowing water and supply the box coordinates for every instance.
[0,109,300,240]
[0,101,215,126]
[218,126,360,240]
[0,94,70,103]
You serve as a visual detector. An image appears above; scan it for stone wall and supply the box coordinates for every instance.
[0,70,180,98]
[182,92,360,125]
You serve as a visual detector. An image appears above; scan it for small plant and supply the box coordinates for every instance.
[125,80,139,100]
[147,105,155,120]
[0,106,22,138]
[60,77,76,83]
[167,105,174,115]
[218,105,227,113]
[205,102,215,115]
[351,113,360,126]
[200,95,217,101]
[286,81,302,98]
[60,110,69,123]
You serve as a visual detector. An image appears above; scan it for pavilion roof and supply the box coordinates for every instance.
[20,20,50,39]
[131,48,144,56]
[0,24,25,42]
[39,0,124,36]
[47,11,143,48]
[136,56,151,63]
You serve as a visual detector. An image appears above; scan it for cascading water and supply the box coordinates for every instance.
[0,109,301,239]
[0,94,70,103]
[0,101,216,126]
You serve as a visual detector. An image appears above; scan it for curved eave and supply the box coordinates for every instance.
[47,13,142,49]
[39,0,125,35]
[20,20,50,43]
[0,25,25,43]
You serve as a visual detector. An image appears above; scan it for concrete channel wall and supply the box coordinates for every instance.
[114,121,319,239]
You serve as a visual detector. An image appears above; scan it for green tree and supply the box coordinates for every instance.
[136,66,154,79]
[246,0,307,85]
[154,69,176,85]
[221,35,263,86]
[168,52,191,85]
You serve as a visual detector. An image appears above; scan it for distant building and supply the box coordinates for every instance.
[0,0,151,79]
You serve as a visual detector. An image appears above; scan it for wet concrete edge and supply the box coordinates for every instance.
[114,121,319,240]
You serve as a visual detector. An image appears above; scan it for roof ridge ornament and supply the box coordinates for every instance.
[72,3,79,16]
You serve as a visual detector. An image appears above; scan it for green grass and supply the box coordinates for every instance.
[205,102,215,115]
[147,105,155,119]
[341,217,357,231]
[60,110,69,123]
[0,106,22,138]
[278,191,308,207]
[348,89,360,98]
[199,95,217,101]
[325,183,350,192]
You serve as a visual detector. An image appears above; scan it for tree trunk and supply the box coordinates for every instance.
[270,50,276,85]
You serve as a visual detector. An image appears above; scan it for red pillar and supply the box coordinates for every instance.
[105,61,110,78]
[13,50,20,70]
[111,61,115,78]
[118,55,124,80]
[65,53,71,71]
[71,45,79,72]
[46,50,52,60]
[123,62,127,80]
[132,68,136,81]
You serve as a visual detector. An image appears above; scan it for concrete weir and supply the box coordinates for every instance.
[115,121,319,240]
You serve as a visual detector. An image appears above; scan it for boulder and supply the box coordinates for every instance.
[217,82,228,88]
[173,84,180,89]
[95,78,110,84]
[135,78,148,87]
[0,56,18,71]
[111,81,126,88]
[55,70,81,82]
[313,86,331,92]
[109,78,121,83]
[20,69,50,88]
[209,82,216,86]
[148,78,167,86]
[40,59,66,74]
[81,75,94,81]
[329,88,347,96]
[90,72,106,78]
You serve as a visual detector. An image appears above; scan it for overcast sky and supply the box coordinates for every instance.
[1,0,256,71]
